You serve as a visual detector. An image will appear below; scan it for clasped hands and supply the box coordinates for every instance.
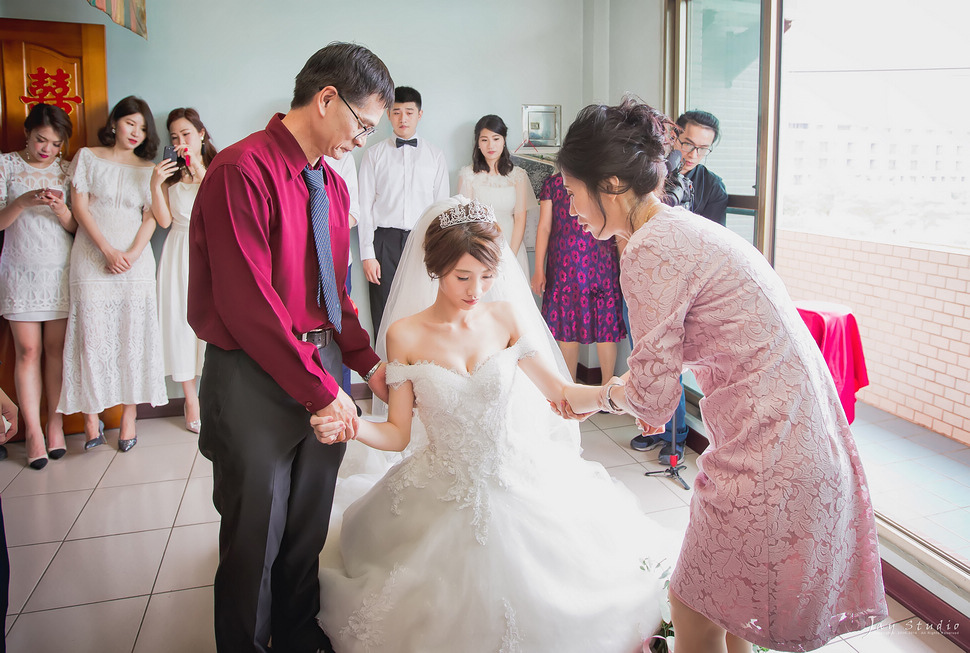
[311,362,389,445]
[550,376,664,435]
[103,246,139,274]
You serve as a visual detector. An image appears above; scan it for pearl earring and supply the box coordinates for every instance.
[112,127,116,134]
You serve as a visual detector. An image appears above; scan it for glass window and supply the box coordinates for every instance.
[680,0,763,395]
[683,0,761,199]
[776,0,970,570]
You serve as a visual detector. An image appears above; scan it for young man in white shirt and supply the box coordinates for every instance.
[358,86,449,338]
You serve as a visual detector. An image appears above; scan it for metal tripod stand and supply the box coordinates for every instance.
[643,411,691,491]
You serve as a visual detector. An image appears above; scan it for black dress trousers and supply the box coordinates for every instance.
[199,341,344,653]
[367,226,410,339]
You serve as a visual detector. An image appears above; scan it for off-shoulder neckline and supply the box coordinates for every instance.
[388,338,526,378]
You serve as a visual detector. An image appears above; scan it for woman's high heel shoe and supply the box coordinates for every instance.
[184,405,201,434]
[84,420,106,451]
[118,436,137,452]
[27,453,48,470]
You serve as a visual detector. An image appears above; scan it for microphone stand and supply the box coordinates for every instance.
[643,410,691,491]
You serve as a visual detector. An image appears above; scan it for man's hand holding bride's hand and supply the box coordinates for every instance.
[313,389,360,444]
[311,414,346,443]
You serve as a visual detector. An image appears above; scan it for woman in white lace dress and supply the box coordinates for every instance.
[59,96,168,452]
[0,104,76,469]
[150,108,216,434]
[457,115,537,278]
[312,197,671,653]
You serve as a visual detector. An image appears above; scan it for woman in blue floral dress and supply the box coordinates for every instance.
[531,172,626,381]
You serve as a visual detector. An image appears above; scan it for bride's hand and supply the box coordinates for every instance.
[548,399,596,422]
[314,389,360,443]
[310,414,347,444]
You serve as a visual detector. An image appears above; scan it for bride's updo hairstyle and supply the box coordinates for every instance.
[557,96,675,234]
[423,203,503,279]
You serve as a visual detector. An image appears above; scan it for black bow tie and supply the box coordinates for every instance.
[395,138,417,148]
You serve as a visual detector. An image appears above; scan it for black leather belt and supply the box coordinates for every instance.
[299,328,334,348]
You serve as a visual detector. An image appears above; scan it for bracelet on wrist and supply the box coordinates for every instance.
[602,381,624,414]
[363,361,382,382]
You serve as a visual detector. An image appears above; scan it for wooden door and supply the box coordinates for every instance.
[0,19,107,157]
[0,19,113,439]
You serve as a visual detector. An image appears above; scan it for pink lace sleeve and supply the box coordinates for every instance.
[622,232,690,425]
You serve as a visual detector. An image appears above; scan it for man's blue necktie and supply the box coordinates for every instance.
[301,165,341,332]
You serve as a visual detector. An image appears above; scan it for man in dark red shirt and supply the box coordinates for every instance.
[189,43,393,653]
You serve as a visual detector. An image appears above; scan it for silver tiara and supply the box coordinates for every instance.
[437,198,496,228]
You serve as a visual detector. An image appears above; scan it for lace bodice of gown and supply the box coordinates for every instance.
[384,336,537,543]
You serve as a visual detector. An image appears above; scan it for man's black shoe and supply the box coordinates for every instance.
[630,434,663,452]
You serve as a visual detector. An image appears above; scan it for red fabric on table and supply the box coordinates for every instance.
[795,301,869,423]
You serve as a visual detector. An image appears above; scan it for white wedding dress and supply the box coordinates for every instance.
[318,333,668,652]
[318,197,671,652]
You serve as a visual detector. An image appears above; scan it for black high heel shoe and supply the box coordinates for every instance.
[84,420,106,451]
[27,433,50,469]
[48,441,67,460]
[118,436,137,452]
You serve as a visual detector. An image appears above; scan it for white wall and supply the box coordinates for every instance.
[1,0,586,188]
[577,0,664,373]
[1,0,666,377]
[608,0,665,106]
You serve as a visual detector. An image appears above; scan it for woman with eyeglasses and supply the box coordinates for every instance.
[457,114,537,278]
[671,110,729,226]
[558,97,887,652]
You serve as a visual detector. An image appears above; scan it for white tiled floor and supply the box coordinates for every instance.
[851,402,970,565]
[0,410,963,652]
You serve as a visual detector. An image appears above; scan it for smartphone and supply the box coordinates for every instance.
[162,145,180,166]
[44,188,63,198]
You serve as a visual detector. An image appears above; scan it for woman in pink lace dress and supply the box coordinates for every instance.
[558,99,887,652]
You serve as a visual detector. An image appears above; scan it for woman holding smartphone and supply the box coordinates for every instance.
[150,108,216,433]
[58,96,168,452]
[0,103,76,469]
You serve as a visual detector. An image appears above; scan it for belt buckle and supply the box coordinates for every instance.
[300,328,332,348]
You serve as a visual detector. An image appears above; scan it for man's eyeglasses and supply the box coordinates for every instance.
[678,138,714,156]
[337,92,376,140]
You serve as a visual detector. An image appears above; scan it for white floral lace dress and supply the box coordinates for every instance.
[318,336,668,653]
[457,165,537,278]
[0,152,73,320]
[58,148,167,414]
[622,205,887,651]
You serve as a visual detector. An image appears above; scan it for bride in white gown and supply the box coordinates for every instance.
[314,197,672,653]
